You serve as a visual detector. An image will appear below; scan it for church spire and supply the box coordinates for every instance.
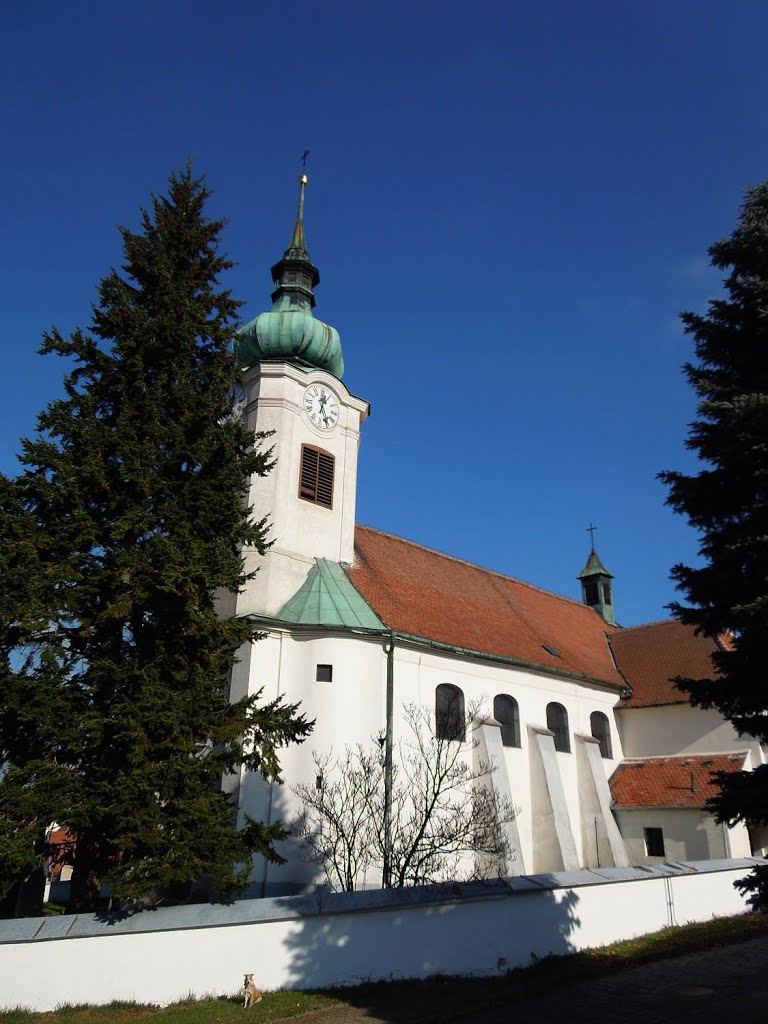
[285,173,308,257]
[578,526,617,626]
[269,172,320,310]
[236,168,344,378]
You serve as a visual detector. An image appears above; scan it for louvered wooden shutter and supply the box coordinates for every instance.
[584,581,599,605]
[299,444,334,508]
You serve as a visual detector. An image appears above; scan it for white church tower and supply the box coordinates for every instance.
[233,174,369,617]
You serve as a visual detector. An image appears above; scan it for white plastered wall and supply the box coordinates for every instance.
[237,631,627,891]
[388,645,624,875]
[237,630,386,895]
[617,703,766,762]
[236,361,368,617]
[614,807,753,864]
[0,863,755,1012]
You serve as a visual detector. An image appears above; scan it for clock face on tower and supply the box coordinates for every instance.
[303,383,340,429]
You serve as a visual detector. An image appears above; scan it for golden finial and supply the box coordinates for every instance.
[287,151,310,254]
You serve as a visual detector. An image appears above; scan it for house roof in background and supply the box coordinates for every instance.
[610,618,724,708]
[345,525,624,688]
[609,752,747,809]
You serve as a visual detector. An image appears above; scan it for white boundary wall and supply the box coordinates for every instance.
[0,858,762,1012]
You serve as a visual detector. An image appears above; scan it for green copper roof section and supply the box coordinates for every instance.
[277,558,385,628]
[578,549,614,580]
[577,544,618,627]
[236,174,345,378]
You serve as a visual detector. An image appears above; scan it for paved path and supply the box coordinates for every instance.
[290,933,768,1024]
[476,933,768,1024]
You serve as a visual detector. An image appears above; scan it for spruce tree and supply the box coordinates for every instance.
[0,168,312,913]
[0,473,52,914]
[660,182,768,910]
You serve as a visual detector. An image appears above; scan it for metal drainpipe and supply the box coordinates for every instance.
[383,631,395,888]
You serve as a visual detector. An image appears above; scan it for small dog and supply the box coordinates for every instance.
[243,973,262,1008]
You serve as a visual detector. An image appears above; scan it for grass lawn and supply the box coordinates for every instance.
[0,990,338,1024]
[2,911,767,1024]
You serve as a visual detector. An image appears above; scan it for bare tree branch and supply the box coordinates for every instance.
[293,701,518,891]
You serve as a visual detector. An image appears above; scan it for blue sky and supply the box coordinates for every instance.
[2,1,766,626]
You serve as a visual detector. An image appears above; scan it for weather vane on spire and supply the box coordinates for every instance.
[586,522,598,549]
[288,151,311,253]
[300,148,310,183]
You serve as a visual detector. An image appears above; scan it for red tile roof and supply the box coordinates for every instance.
[610,752,748,809]
[609,618,725,708]
[346,526,624,688]
[46,825,76,874]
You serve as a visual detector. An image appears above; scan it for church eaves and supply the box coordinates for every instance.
[346,525,626,688]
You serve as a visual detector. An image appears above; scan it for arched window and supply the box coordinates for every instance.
[546,702,570,753]
[435,684,465,742]
[590,711,613,759]
[493,694,520,748]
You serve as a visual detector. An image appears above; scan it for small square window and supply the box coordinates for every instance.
[316,664,333,683]
[644,827,665,858]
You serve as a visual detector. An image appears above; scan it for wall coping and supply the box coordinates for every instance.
[1,858,762,946]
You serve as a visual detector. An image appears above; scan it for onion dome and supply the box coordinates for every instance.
[237,174,344,378]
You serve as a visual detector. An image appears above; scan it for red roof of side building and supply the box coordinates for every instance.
[609,618,727,708]
[45,825,76,872]
[610,752,748,809]
[346,525,624,689]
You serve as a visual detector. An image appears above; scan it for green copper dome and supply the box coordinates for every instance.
[236,174,344,379]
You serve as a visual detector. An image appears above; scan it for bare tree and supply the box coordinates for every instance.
[293,745,381,893]
[294,702,518,892]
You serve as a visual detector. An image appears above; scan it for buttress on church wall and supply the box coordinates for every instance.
[235,630,626,894]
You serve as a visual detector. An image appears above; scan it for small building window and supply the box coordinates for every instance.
[584,581,599,606]
[644,827,665,858]
[590,711,613,759]
[493,694,521,748]
[602,579,612,605]
[316,664,333,683]
[435,683,465,742]
[299,444,334,508]
[546,702,570,753]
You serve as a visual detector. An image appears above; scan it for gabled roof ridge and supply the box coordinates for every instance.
[611,617,678,635]
[619,751,749,764]
[355,523,596,613]
[615,618,733,650]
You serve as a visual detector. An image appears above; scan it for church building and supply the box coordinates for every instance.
[228,175,768,896]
